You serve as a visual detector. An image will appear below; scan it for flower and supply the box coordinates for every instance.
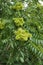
[14,28,32,41]
[13,18,25,26]
[10,2,23,10]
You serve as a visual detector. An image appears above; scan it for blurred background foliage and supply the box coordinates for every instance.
[0,0,43,65]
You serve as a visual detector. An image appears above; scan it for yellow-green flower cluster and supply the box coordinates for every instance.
[0,21,5,29]
[13,18,25,26]
[10,2,23,10]
[14,28,32,41]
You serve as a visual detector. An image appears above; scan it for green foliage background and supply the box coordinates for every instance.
[0,0,43,65]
